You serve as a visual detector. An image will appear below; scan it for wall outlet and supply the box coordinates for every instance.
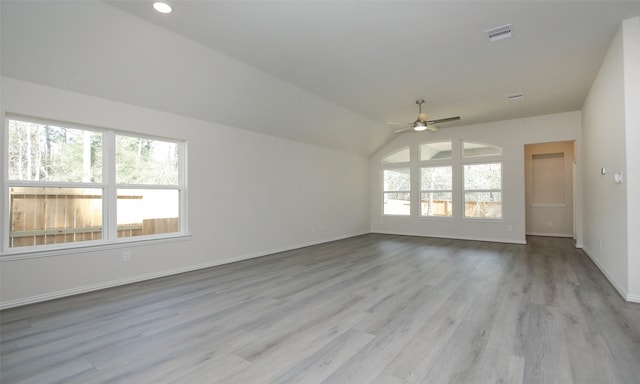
[548,221,554,227]
[122,251,132,262]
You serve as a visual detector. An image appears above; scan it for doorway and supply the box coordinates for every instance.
[524,141,575,237]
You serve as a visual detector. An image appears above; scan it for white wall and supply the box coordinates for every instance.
[370,112,582,244]
[624,18,640,302]
[582,17,640,302]
[0,1,391,156]
[0,78,370,308]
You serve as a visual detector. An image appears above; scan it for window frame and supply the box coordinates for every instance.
[381,146,411,165]
[419,141,453,161]
[3,114,188,255]
[462,141,503,158]
[462,161,503,220]
[382,167,411,216]
[419,165,453,217]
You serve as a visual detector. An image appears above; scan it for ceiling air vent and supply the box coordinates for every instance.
[508,92,525,101]
[487,24,512,42]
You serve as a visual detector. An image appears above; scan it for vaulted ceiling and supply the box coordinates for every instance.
[3,1,640,155]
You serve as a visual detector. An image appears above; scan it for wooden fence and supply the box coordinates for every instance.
[9,188,177,248]
[383,198,501,218]
[422,199,501,217]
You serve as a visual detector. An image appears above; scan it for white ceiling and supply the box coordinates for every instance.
[105,0,640,127]
[2,1,640,155]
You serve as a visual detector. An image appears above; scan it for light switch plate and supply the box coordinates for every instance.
[614,172,623,184]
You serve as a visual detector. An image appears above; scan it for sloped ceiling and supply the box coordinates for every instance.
[2,1,640,155]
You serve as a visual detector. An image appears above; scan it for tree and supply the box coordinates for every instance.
[8,120,102,183]
[115,136,178,185]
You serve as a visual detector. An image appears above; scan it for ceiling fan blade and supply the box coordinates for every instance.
[394,127,413,133]
[386,121,406,126]
[427,116,460,124]
[426,125,440,132]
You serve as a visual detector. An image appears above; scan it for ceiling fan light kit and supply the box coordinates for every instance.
[393,100,460,133]
[413,121,428,131]
[412,100,429,131]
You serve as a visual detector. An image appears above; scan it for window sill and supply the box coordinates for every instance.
[462,217,504,222]
[530,203,567,208]
[0,234,192,261]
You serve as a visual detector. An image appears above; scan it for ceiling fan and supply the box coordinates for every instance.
[391,100,460,133]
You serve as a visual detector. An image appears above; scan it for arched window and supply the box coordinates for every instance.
[462,141,502,157]
[420,141,452,160]
[382,147,410,164]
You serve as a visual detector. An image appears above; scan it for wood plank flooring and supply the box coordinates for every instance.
[1,234,639,383]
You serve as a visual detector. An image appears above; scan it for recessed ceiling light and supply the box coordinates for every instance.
[153,1,172,14]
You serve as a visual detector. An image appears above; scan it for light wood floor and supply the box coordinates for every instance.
[1,234,639,383]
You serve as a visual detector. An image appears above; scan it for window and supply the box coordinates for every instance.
[420,141,452,160]
[5,116,186,250]
[8,187,104,247]
[378,141,503,220]
[420,166,452,217]
[463,141,502,157]
[463,162,502,218]
[383,168,410,215]
[382,147,410,164]
[116,135,181,238]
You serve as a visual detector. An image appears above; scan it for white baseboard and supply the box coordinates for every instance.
[581,246,631,302]
[4,232,635,309]
[526,232,574,238]
[0,232,368,310]
[627,294,640,304]
[370,230,527,245]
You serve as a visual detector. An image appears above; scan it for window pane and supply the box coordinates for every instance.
[116,135,179,185]
[8,119,102,182]
[421,192,453,217]
[421,166,452,191]
[383,168,410,191]
[420,141,452,160]
[463,141,502,157]
[117,189,179,237]
[465,192,502,218]
[382,147,410,164]
[383,192,410,215]
[464,163,502,190]
[9,187,102,248]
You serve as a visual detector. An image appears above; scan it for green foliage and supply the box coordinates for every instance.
[464,163,501,190]
[421,166,452,191]
[383,168,410,191]
[116,135,178,185]
[8,119,178,186]
[8,120,102,182]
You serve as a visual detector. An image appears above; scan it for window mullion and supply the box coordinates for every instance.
[179,142,187,234]
[4,116,186,253]
[103,131,117,241]
[2,116,9,251]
